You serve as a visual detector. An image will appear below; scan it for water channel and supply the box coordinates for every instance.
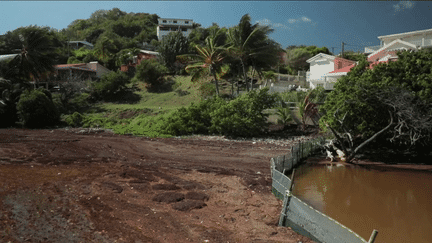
[292,159,432,243]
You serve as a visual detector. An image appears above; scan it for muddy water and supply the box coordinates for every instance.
[292,161,432,243]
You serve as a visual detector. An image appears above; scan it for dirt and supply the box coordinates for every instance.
[0,127,317,243]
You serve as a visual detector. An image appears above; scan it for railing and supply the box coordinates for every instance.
[364,45,382,53]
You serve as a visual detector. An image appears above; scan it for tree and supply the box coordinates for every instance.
[342,50,367,62]
[132,59,168,90]
[0,26,61,85]
[320,49,432,163]
[179,31,229,96]
[285,45,331,75]
[157,31,190,74]
[227,14,281,92]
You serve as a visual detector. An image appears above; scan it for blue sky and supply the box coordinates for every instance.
[0,1,431,55]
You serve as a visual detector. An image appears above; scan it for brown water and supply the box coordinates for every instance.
[292,161,432,243]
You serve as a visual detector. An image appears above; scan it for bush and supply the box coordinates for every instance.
[16,88,60,128]
[209,88,278,137]
[90,71,130,101]
[132,59,168,88]
[63,112,84,127]
[52,93,66,114]
[104,88,277,138]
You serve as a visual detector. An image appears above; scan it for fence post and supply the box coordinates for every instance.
[283,155,286,171]
[278,169,296,227]
[368,229,378,243]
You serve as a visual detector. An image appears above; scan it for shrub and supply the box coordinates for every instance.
[16,88,60,128]
[209,88,278,137]
[132,59,168,88]
[51,93,66,115]
[90,71,130,100]
[0,79,26,127]
[63,112,84,127]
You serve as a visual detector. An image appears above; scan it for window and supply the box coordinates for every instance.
[182,28,187,32]
[173,20,177,23]
[162,20,167,23]
[185,21,189,24]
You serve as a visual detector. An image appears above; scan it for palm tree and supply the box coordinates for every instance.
[4,29,59,86]
[227,14,281,92]
[178,31,229,96]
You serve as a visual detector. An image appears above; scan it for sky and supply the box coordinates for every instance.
[0,1,431,55]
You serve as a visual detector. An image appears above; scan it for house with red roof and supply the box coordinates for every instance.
[120,50,159,72]
[32,61,112,89]
[306,53,356,90]
[307,28,432,90]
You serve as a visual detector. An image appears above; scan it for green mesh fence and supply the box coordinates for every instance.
[270,137,372,243]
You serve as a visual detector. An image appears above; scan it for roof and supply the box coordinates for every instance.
[0,54,18,62]
[54,63,95,72]
[367,39,417,60]
[140,50,159,56]
[67,41,94,47]
[158,18,193,21]
[326,63,356,76]
[378,28,432,41]
[306,53,336,63]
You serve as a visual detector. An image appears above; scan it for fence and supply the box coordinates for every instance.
[270,137,378,243]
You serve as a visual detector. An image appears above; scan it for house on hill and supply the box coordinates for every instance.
[306,53,355,90]
[32,61,111,89]
[157,18,194,40]
[307,28,432,90]
[67,41,94,50]
[120,50,159,72]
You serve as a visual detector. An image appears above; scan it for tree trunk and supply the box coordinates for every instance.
[211,70,220,96]
[241,60,248,92]
[250,67,256,91]
[325,111,394,163]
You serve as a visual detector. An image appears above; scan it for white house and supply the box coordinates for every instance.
[157,18,194,40]
[306,53,355,90]
[306,28,432,91]
[364,28,432,54]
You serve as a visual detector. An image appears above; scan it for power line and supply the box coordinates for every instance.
[330,47,339,54]
[344,43,365,47]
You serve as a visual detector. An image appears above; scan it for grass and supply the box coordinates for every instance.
[95,76,203,114]
[93,75,236,116]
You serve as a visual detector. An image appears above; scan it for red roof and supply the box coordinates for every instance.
[54,63,95,72]
[328,63,356,74]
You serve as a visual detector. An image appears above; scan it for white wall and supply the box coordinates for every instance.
[309,59,334,81]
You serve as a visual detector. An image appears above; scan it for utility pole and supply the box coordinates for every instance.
[341,42,345,58]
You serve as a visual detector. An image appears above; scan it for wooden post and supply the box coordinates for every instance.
[289,168,296,192]
[368,229,378,243]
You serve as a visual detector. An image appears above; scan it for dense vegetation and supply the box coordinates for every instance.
[320,48,432,162]
[3,7,430,161]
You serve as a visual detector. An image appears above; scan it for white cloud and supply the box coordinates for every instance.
[393,1,415,12]
[287,16,313,25]
[256,18,290,29]
[301,17,311,22]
